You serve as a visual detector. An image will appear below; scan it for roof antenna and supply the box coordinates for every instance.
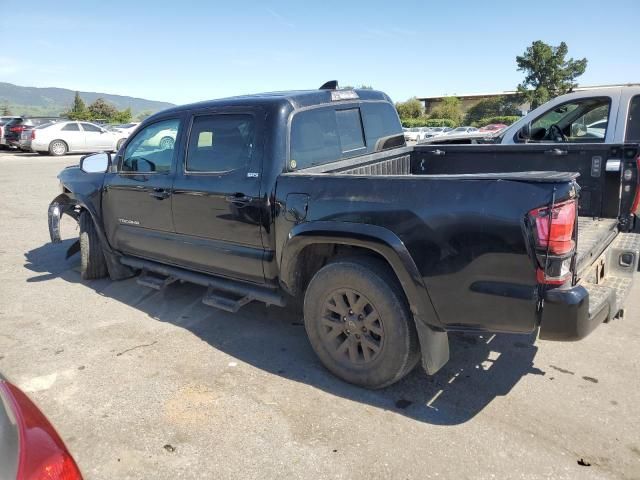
[319,80,338,90]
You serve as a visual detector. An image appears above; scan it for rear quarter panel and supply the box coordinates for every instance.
[275,174,574,333]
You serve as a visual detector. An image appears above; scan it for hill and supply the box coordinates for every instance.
[0,82,175,118]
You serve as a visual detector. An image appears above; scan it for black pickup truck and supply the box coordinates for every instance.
[48,83,640,389]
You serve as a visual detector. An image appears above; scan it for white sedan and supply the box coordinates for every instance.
[30,121,126,156]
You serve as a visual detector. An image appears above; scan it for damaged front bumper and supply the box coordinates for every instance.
[48,194,81,258]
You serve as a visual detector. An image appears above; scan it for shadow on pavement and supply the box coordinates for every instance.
[25,240,544,425]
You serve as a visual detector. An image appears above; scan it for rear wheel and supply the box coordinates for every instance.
[48,140,67,156]
[79,211,108,280]
[303,257,420,389]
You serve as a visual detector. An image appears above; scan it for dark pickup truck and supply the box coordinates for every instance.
[48,83,640,389]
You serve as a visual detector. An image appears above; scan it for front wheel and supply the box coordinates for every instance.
[303,257,420,389]
[79,211,108,280]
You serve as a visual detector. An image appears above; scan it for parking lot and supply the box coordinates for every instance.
[0,150,639,479]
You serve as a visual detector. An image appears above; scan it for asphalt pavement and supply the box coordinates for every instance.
[0,151,638,479]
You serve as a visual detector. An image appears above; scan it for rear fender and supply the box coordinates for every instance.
[280,221,450,374]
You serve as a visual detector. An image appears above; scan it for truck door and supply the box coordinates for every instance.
[170,109,265,284]
[102,116,184,262]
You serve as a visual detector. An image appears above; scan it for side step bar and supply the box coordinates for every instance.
[120,256,286,309]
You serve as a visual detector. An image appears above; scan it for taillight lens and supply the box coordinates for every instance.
[0,381,83,480]
[9,125,24,133]
[31,129,36,140]
[530,199,576,255]
[632,154,640,215]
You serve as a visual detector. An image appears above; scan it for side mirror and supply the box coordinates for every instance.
[520,122,531,140]
[80,152,111,173]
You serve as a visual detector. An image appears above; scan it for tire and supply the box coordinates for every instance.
[79,211,108,280]
[159,136,174,150]
[116,138,125,150]
[303,256,420,389]
[48,140,68,156]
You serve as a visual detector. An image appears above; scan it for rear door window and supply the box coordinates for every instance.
[62,123,80,131]
[185,114,255,172]
[80,123,102,132]
[626,95,640,143]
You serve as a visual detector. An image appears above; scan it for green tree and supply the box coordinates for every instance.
[516,40,587,109]
[395,97,423,119]
[136,110,153,122]
[465,96,521,125]
[87,98,118,121]
[429,97,463,125]
[112,107,132,124]
[65,91,89,120]
[1,101,12,116]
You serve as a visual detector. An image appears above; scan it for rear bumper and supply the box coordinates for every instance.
[540,232,640,340]
[539,284,611,341]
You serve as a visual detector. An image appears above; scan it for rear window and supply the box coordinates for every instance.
[290,102,404,170]
[626,95,640,143]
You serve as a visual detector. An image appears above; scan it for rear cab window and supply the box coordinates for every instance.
[626,95,640,142]
[289,101,404,170]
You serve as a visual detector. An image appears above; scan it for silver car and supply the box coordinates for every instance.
[30,121,126,156]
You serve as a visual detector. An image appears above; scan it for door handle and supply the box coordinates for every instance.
[225,193,251,206]
[149,188,171,200]
[430,149,446,156]
[545,148,568,156]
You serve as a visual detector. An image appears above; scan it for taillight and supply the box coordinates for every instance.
[530,199,577,285]
[530,200,576,255]
[31,129,36,140]
[0,381,83,480]
[632,154,640,215]
[9,125,24,133]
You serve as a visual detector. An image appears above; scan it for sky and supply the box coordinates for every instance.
[1,0,639,106]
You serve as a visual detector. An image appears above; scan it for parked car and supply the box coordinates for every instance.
[31,121,126,156]
[106,122,140,137]
[3,117,62,148]
[47,83,639,390]
[18,121,57,151]
[478,123,508,133]
[403,127,423,142]
[0,374,83,479]
[446,126,478,135]
[586,119,607,138]
[0,116,20,148]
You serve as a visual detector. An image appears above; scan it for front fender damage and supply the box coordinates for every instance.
[48,193,80,259]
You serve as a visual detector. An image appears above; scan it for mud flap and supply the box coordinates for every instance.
[415,320,450,375]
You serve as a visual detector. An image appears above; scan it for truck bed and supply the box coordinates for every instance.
[576,217,618,273]
[294,147,622,278]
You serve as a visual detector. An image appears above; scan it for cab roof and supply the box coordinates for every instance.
[158,88,393,116]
